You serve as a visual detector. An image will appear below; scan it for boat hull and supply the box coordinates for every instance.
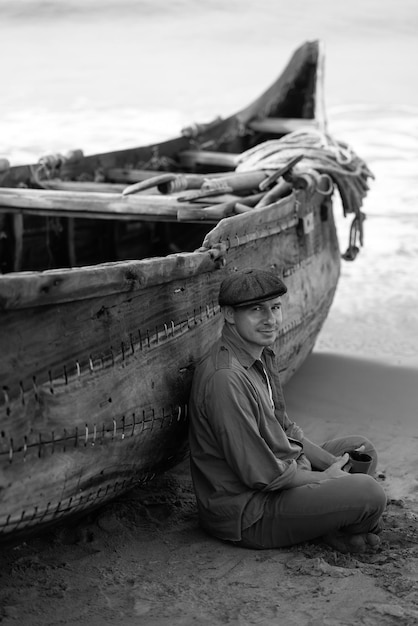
[0,186,340,538]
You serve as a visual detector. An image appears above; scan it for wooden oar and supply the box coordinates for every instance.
[122,173,206,196]
[175,171,273,203]
[177,193,265,222]
[178,150,240,169]
[258,154,304,190]
[124,169,271,197]
[200,170,269,193]
[254,180,293,208]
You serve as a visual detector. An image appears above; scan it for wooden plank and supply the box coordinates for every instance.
[12,214,24,272]
[247,117,318,134]
[0,249,219,309]
[67,218,76,266]
[39,180,127,193]
[202,194,297,250]
[0,187,189,222]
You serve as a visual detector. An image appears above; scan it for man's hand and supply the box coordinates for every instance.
[341,445,367,473]
[323,453,351,479]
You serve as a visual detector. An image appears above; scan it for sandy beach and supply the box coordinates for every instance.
[1,161,417,626]
[1,1,418,624]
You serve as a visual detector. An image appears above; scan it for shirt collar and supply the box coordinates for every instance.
[221,323,275,369]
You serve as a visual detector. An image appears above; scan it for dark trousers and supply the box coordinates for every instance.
[238,436,387,550]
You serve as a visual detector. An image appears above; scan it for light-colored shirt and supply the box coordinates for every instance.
[188,323,311,542]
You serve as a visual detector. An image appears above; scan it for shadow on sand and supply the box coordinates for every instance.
[285,351,418,499]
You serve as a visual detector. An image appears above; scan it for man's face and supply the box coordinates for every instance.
[224,296,283,350]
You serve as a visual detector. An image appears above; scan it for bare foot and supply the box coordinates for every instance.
[322,531,381,554]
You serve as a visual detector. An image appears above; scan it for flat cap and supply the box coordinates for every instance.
[219,268,287,308]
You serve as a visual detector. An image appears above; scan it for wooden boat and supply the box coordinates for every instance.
[0,40,371,540]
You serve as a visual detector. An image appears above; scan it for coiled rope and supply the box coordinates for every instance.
[236,129,374,259]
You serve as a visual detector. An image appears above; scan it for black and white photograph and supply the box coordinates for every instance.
[1,1,417,624]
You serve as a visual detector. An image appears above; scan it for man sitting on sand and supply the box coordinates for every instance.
[188,268,386,553]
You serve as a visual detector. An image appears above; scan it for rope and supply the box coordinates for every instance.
[236,129,373,214]
[341,211,366,261]
[236,129,374,260]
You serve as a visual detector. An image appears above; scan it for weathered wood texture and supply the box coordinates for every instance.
[0,187,189,221]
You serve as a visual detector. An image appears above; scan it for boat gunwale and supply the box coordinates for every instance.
[0,194,299,310]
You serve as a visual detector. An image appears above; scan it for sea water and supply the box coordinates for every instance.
[1,0,418,165]
[1,0,418,360]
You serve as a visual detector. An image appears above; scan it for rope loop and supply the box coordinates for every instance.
[316,173,334,196]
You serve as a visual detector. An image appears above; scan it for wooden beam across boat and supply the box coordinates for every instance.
[0,187,205,222]
[247,117,319,134]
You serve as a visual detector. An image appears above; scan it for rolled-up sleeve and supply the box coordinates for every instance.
[285,419,304,441]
